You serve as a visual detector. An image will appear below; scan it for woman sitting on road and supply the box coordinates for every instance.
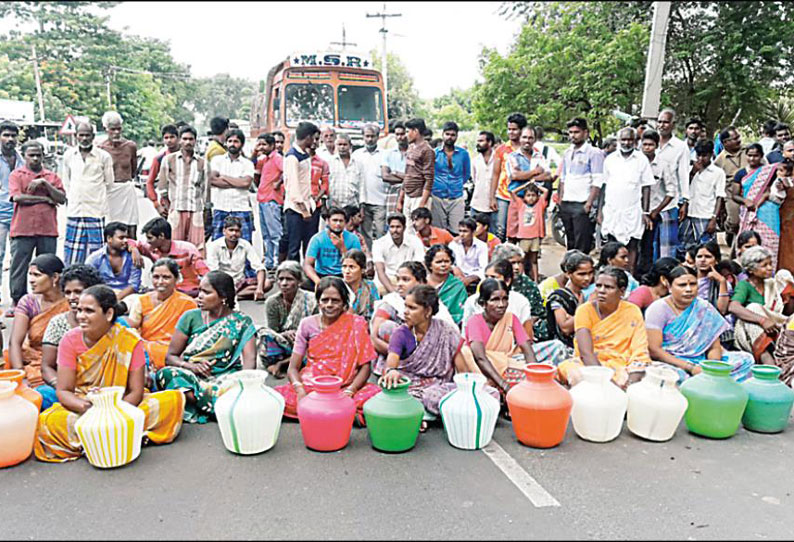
[342,249,380,320]
[125,258,197,371]
[627,257,679,313]
[37,264,103,411]
[582,242,640,300]
[4,254,69,388]
[425,244,468,325]
[546,251,594,349]
[538,249,579,305]
[559,266,650,388]
[35,285,184,463]
[276,277,380,424]
[693,241,733,316]
[256,261,317,379]
[646,266,754,382]
[379,285,495,430]
[729,246,794,364]
[492,243,550,341]
[156,271,258,424]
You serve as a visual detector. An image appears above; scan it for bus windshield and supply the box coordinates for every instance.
[285,83,334,127]
[338,86,383,126]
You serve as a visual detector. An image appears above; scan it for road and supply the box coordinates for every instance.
[1,192,791,540]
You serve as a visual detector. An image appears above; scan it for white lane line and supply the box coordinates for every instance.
[481,441,560,508]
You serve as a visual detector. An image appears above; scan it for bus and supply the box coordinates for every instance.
[249,51,387,148]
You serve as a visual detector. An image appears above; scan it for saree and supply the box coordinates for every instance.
[561,301,651,387]
[658,298,753,382]
[734,271,794,362]
[155,311,257,423]
[256,289,317,368]
[139,291,197,370]
[545,288,579,348]
[348,279,380,320]
[274,313,380,421]
[699,277,735,347]
[513,273,550,341]
[2,297,69,387]
[738,165,781,269]
[34,324,185,462]
[773,323,794,386]
[437,274,468,325]
[774,178,794,273]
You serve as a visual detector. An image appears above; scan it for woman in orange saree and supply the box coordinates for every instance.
[276,277,380,423]
[3,255,69,387]
[35,285,184,463]
[126,258,197,370]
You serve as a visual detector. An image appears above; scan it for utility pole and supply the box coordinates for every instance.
[641,1,671,120]
[330,24,357,51]
[105,67,113,109]
[30,45,46,123]
[366,3,401,120]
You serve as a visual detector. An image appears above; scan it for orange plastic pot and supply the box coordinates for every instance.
[506,364,572,448]
[0,369,42,411]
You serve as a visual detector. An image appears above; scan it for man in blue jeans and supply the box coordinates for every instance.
[254,133,283,271]
[0,121,22,306]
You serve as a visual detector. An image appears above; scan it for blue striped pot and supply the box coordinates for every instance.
[215,370,285,455]
[439,373,500,450]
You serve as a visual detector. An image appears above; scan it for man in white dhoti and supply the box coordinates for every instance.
[99,111,140,238]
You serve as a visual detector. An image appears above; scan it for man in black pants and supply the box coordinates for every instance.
[283,122,320,261]
[557,118,604,254]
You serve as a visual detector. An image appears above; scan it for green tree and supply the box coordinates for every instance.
[371,51,422,121]
[188,74,257,131]
[422,87,475,133]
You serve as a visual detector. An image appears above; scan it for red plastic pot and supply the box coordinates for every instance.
[297,375,356,452]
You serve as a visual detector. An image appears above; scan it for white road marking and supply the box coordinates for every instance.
[481,441,560,508]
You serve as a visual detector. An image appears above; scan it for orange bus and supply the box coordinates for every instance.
[250,51,387,147]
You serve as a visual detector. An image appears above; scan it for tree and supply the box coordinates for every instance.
[187,74,257,133]
[421,87,476,133]
[370,51,422,121]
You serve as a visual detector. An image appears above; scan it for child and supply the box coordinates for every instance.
[509,181,548,281]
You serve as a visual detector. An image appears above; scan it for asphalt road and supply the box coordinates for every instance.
[1,191,791,540]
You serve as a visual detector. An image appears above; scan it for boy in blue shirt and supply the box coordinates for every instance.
[303,206,362,286]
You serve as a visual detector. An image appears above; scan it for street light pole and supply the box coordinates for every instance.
[366,3,401,120]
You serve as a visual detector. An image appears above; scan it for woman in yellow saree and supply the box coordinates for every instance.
[125,258,197,370]
[35,285,184,463]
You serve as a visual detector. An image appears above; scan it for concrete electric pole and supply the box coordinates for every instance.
[641,1,672,120]
[30,45,46,123]
[366,4,402,120]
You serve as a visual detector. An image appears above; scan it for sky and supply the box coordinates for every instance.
[104,2,524,99]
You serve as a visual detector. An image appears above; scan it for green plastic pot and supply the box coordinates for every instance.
[741,366,794,434]
[363,377,424,453]
[680,360,748,439]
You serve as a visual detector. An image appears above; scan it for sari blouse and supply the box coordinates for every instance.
[264,289,318,333]
[348,279,380,320]
[8,294,70,387]
[436,274,467,325]
[177,309,257,377]
[574,300,650,368]
[135,291,198,369]
[645,297,729,361]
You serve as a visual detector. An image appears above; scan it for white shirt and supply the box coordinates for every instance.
[534,142,561,170]
[648,155,678,213]
[462,290,532,327]
[759,136,776,156]
[61,146,115,219]
[449,237,489,279]
[316,146,335,164]
[656,135,691,201]
[470,151,495,213]
[688,163,727,219]
[559,142,604,203]
[205,237,264,283]
[209,154,255,212]
[372,233,426,276]
[598,150,655,243]
[353,147,386,205]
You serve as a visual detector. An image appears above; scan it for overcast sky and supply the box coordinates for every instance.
[104,2,523,99]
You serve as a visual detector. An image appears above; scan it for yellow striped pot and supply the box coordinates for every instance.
[75,387,145,469]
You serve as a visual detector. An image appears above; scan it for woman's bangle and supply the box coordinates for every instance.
[718,293,730,297]
[292,381,304,389]
[343,387,355,396]
[386,367,399,375]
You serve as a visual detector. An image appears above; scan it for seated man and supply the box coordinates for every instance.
[303,206,362,287]
[411,206,453,248]
[85,221,141,300]
[372,213,426,294]
[474,212,501,259]
[132,217,209,297]
[449,217,488,292]
[206,215,270,300]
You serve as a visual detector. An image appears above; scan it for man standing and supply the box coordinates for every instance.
[283,122,319,260]
[557,117,604,254]
[449,217,488,292]
[380,121,408,216]
[470,131,495,217]
[206,216,268,300]
[158,125,206,251]
[327,134,361,209]
[308,131,329,236]
[431,121,470,234]
[272,131,285,155]
[317,125,336,163]
[398,118,434,232]
[254,133,283,271]
[99,111,139,239]
[637,130,677,274]
[506,126,551,240]
[8,141,65,308]
[714,125,750,241]
[209,129,255,242]
[304,206,362,286]
[684,118,705,163]
[680,140,726,252]
[0,121,22,304]
[490,113,527,241]
[766,123,791,164]
[354,124,386,249]
[61,122,115,266]
[597,127,655,273]
[656,108,691,235]
[372,213,425,294]
[85,222,141,301]
[146,124,179,210]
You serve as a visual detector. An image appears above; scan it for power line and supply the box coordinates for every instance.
[366,3,402,119]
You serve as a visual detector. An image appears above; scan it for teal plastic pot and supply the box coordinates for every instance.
[363,377,424,453]
[741,366,794,434]
[680,361,748,439]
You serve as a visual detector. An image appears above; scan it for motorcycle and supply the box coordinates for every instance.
[549,191,566,247]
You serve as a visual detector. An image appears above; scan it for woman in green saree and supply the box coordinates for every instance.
[155,270,258,423]
[424,244,467,326]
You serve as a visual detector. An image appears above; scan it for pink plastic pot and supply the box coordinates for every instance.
[297,375,356,452]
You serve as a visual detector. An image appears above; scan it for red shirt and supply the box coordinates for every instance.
[9,166,64,237]
[255,151,284,204]
[515,196,547,240]
[311,154,330,206]
[146,150,172,201]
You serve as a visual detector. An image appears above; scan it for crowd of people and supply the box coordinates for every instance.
[1,104,793,463]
